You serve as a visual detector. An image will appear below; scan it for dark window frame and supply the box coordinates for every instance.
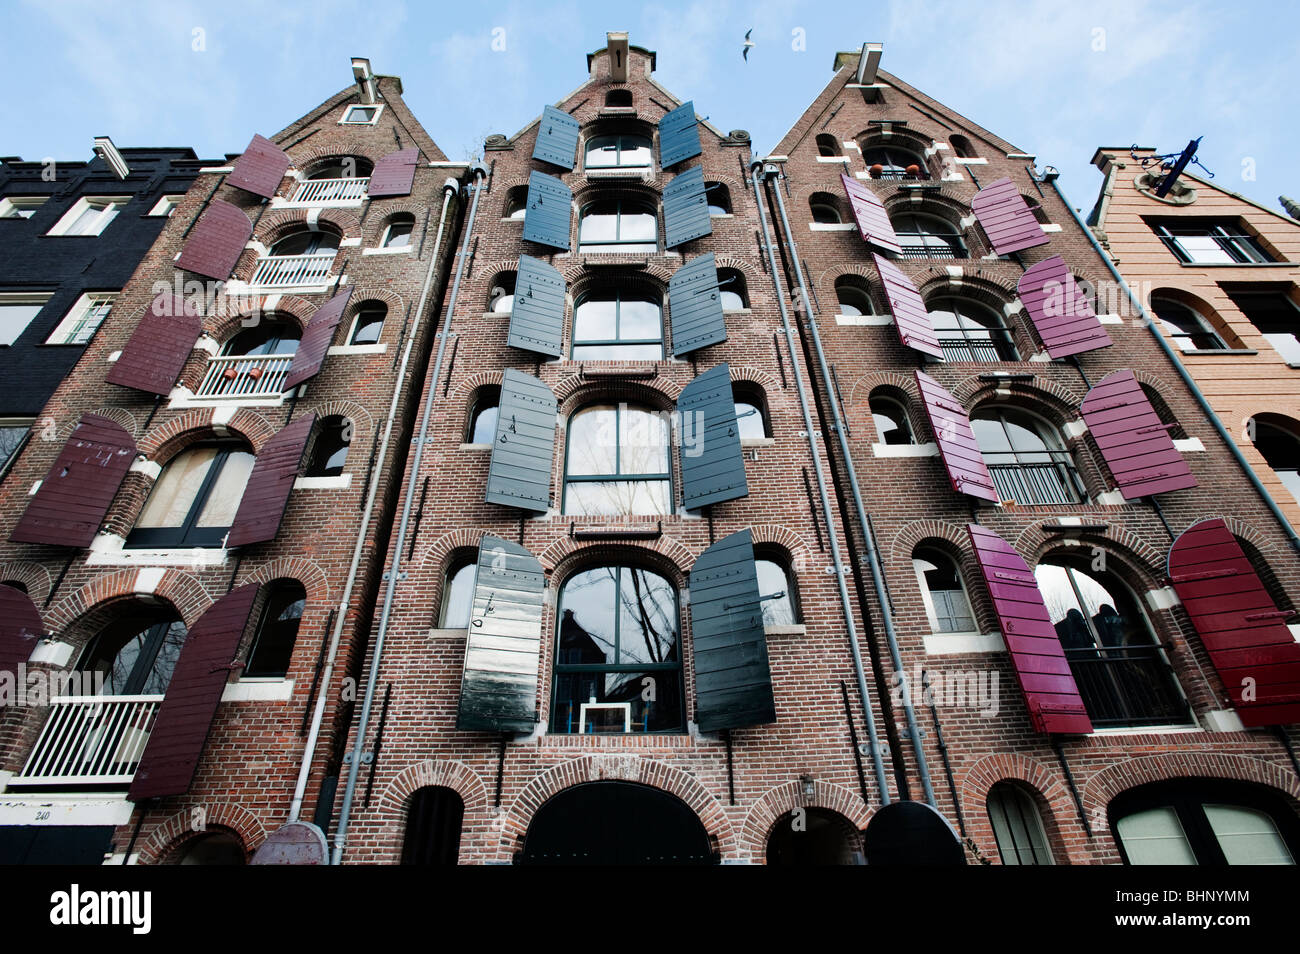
[76,613,189,696]
[1150,219,1276,265]
[126,442,254,549]
[972,407,1085,505]
[928,295,1017,362]
[570,287,664,360]
[577,195,659,254]
[561,402,673,516]
[244,582,306,678]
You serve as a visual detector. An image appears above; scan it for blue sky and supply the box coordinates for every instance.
[2,0,1296,217]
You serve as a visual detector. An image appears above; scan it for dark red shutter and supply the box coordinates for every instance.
[1168,519,1300,726]
[283,287,353,390]
[914,371,998,501]
[970,177,1048,255]
[1080,369,1196,500]
[0,585,44,681]
[227,134,290,199]
[128,584,260,800]
[966,525,1094,734]
[176,199,252,281]
[876,253,941,358]
[1017,255,1112,358]
[10,414,137,547]
[105,293,203,395]
[841,173,902,254]
[227,413,315,548]
[367,147,420,198]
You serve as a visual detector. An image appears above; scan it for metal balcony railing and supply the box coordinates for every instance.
[13,695,162,786]
[249,253,335,288]
[1065,645,1192,728]
[196,354,294,399]
[896,242,968,260]
[288,177,370,204]
[987,456,1084,505]
[939,338,1009,363]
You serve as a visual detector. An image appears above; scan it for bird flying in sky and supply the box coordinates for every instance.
[743,29,755,61]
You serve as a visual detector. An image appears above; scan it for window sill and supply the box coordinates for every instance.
[1177,261,1293,268]
[1177,348,1258,356]
[809,222,857,231]
[922,631,1005,655]
[764,624,806,636]
[816,156,850,164]
[722,308,752,316]
[741,437,775,448]
[459,442,492,451]
[85,534,231,567]
[362,246,413,256]
[327,342,388,356]
[1172,437,1206,452]
[873,442,938,458]
[1089,724,1201,737]
[222,678,294,702]
[294,474,352,490]
[836,313,892,326]
[428,627,468,639]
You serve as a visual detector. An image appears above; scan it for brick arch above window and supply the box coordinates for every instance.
[84,406,140,440]
[888,519,997,633]
[290,145,388,173]
[960,753,1082,863]
[948,372,1084,423]
[1147,287,1244,350]
[535,533,695,579]
[449,369,505,405]
[255,208,361,246]
[376,758,490,820]
[205,296,316,346]
[44,570,214,641]
[0,562,52,607]
[741,778,870,860]
[242,557,333,607]
[138,803,267,866]
[139,407,277,460]
[553,373,679,416]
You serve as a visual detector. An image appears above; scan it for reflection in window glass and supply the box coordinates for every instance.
[571,291,663,360]
[913,549,975,633]
[584,134,652,169]
[578,198,657,253]
[1117,807,1198,865]
[131,446,256,548]
[564,404,671,516]
[1252,418,1300,505]
[871,397,913,446]
[1204,805,1295,865]
[79,617,189,696]
[246,585,305,678]
[755,559,797,627]
[440,560,477,628]
[928,296,1016,362]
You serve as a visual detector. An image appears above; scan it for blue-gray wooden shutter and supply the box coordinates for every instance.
[522,171,572,250]
[485,368,556,513]
[507,254,566,357]
[532,105,580,170]
[663,166,712,249]
[669,252,727,356]
[690,529,777,731]
[677,362,748,510]
[659,101,702,168]
[456,535,545,733]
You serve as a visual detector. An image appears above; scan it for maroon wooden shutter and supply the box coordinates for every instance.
[0,584,44,680]
[10,414,137,547]
[227,134,290,199]
[841,173,902,254]
[1168,519,1300,726]
[876,253,941,358]
[914,371,998,501]
[970,177,1048,255]
[367,147,420,198]
[1080,369,1196,500]
[283,287,353,390]
[966,525,1094,734]
[176,199,252,281]
[1017,255,1112,358]
[226,413,316,548]
[105,293,203,395]
[128,584,260,800]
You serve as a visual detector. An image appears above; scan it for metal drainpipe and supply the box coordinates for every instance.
[1048,175,1300,555]
[750,159,891,803]
[764,168,937,808]
[287,179,460,824]
[330,163,487,864]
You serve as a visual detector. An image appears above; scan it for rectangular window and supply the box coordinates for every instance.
[1149,218,1276,265]
[45,292,117,345]
[46,196,130,236]
[0,418,34,481]
[0,292,51,345]
[1224,287,1300,363]
[147,195,183,217]
[0,196,48,219]
[340,104,381,125]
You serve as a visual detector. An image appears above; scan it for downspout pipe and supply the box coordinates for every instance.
[1048,175,1300,556]
[764,167,937,808]
[750,159,891,803]
[330,163,487,864]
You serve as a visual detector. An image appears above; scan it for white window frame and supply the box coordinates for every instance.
[340,104,383,125]
[0,196,48,219]
[46,196,131,237]
[912,550,979,637]
[148,195,184,217]
[378,218,415,250]
[45,292,118,345]
[0,291,52,346]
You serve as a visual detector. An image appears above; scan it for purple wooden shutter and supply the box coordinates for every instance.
[283,287,353,390]
[0,585,44,681]
[966,525,1094,734]
[970,177,1048,255]
[841,173,902,254]
[105,293,203,396]
[1017,255,1112,358]
[227,134,290,199]
[176,199,252,281]
[128,584,260,800]
[1168,519,1300,726]
[367,147,420,198]
[876,254,941,358]
[1080,369,1196,500]
[10,414,137,547]
[914,371,998,502]
[226,413,316,548]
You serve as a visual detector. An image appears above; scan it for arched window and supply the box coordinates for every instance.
[467,387,500,444]
[221,319,301,357]
[379,212,415,248]
[862,145,928,180]
[717,268,747,309]
[987,781,1053,865]
[551,565,683,734]
[816,134,841,157]
[489,273,516,313]
[949,135,977,159]
[767,808,866,865]
[245,580,306,678]
[835,278,877,317]
[809,192,842,224]
[402,786,465,864]
[305,157,373,181]
[1251,415,1300,505]
[927,295,1017,362]
[298,158,373,203]
[571,288,663,359]
[1023,194,1051,226]
[585,132,652,169]
[305,415,350,477]
[176,831,245,865]
[1150,297,1228,352]
[1,580,27,593]
[77,612,188,695]
[892,213,966,259]
[755,549,799,626]
[912,547,976,633]
[438,553,477,628]
[1142,384,1187,441]
[348,301,387,345]
[563,404,671,515]
[705,182,731,216]
[732,383,770,440]
[127,443,256,548]
[578,196,657,253]
[268,230,340,258]
[870,391,915,446]
[604,89,633,108]
[971,407,1083,505]
[503,186,528,220]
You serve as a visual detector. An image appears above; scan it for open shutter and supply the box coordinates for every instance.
[283,287,353,390]
[971,177,1048,255]
[966,525,1093,734]
[367,147,419,197]
[176,199,251,281]
[10,414,136,547]
[690,530,776,731]
[522,171,572,250]
[456,535,545,733]
[485,369,556,513]
[531,105,580,170]
[128,584,260,799]
[507,255,566,357]
[227,134,290,199]
[105,293,203,396]
[677,363,748,510]
[659,101,703,169]
[914,371,998,502]
[226,413,316,547]
[0,585,44,681]
[1168,518,1300,726]
[663,165,712,248]
[1017,255,1112,358]
[669,252,727,356]
[841,173,902,254]
[1080,369,1196,500]
[876,254,941,358]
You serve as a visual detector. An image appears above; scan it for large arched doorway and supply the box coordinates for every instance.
[518,782,714,865]
[766,808,866,865]
[402,786,465,865]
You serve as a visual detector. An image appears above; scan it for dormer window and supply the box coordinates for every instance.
[585,133,652,170]
[605,89,633,108]
[341,104,381,125]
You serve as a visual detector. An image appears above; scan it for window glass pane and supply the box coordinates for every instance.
[586,136,619,168]
[988,784,1052,865]
[195,451,255,527]
[915,552,975,633]
[720,290,745,310]
[1204,804,1295,865]
[620,137,652,166]
[567,406,619,475]
[756,559,796,626]
[971,415,1014,453]
[572,343,663,361]
[0,423,30,471]
[620,207,657,242]
[1263,332,1300,364]
[384,223,413,247]
[351,312,384,345]
[0,302,43,346]
[140,620,188,694]
[470,404,498,444]
[579,207,619,244]
[573,297,618,342]
[137,448,219,528]
[441,562,476,628]
[871,399,912,445]
[616,568,678,664]
[1034,563,1089,647]
[735,401,766,441]
[1174,233,1235,264]
[617,296,661,340]
[618,408,670,474]
[1117,807,1198,864]
[558,568,617,665]
[552,669,683,733]
[247,593,304,677]
[565,480,671,516]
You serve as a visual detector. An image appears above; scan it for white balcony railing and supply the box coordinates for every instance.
[14,695,162,786]
[289,177,369,204]
[249,253,335,289]
[196,353,294,399]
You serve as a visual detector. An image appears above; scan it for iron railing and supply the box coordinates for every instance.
[196,354,293,399]
[896,242,968,260]
[939,338,1009,363]
[1065,645,1192,728]
[987,456,1084,505]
